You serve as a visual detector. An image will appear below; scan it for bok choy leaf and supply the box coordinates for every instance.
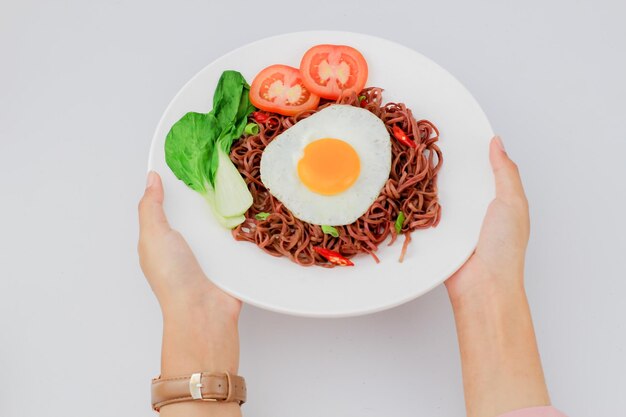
[164,70,256,228]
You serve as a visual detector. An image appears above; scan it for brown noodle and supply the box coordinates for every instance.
[230,88,442,267]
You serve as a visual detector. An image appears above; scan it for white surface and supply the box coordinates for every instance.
[149,31,493,317]
[1,0,625,416]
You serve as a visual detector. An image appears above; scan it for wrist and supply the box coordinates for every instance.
[160,402,242,417]
[446,255,525,308]
[448,276,525,313]
[160,290,241,378]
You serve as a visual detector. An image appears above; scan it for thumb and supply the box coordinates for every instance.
[489,136,527,204]
[138,171,170,236]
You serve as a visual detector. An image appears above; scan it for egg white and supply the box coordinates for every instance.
[260,104,391,226]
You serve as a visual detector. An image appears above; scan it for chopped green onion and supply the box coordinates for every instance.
[255,212,270,221]
[321,225,339,237]
[394,212,405,234]
[358,95,366,102]
[244,122,259,135]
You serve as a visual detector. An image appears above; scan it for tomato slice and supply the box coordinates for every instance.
[249,64,320,116]
[299,44,368,100]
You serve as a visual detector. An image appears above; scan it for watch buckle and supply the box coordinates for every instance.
[190,372,229,402]
[189,373,204,400]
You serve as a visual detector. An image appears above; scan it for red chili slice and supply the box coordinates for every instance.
[392,126,417,149]
[267,118,279,129]
[252,111,269,123]
[313,246,355,266]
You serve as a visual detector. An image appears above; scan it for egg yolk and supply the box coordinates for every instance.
[297,138,360,195]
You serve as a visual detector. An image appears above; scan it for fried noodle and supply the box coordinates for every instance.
[230,88,443,267]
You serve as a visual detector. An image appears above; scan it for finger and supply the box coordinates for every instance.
[138,171,171,236]
[489,136,527,204]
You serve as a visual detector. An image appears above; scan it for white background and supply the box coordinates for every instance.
[1,1,625,416]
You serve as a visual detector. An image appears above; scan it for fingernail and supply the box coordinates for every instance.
[146,171,156,189]
[494,135,506,153]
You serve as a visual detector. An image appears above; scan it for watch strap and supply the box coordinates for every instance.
[151,372,246,411]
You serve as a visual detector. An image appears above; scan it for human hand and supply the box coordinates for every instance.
[138,171,241,379]
[445,136,530,302]
[445,137,549,417]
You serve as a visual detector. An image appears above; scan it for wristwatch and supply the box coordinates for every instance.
[151,372,247,411]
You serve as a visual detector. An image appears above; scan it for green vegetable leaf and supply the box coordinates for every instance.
[209,125,237,184]
[255,212,270,221]
[164,70,256,229]
[209,72,255,183]
[244,122,259,135]
[395,212,405,234]
[234,83,256,130]
[213,71,246,128]
[321,225,339,238]
[164,112,219,193]
[213,71,255,144]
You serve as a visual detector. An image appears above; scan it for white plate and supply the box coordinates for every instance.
[149,31,494,317]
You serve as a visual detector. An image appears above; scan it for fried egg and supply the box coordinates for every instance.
[260,104,391,225]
